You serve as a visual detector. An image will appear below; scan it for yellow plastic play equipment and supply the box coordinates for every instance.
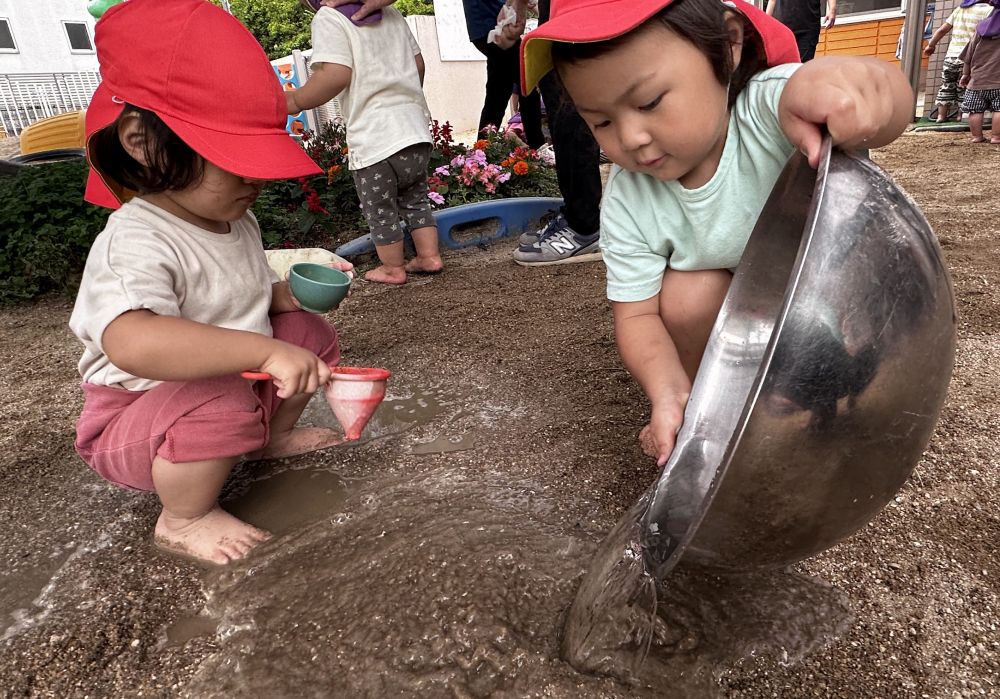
[18,110,86,156]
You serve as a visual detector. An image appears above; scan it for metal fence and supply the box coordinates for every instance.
[0,71,100,137]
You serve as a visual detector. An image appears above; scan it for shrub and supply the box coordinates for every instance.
[0,159,110,305]
[395,0,435,15]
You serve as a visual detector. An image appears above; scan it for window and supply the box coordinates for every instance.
[0,18,17,52]
[63,21,94,52]
[836,0,902,17]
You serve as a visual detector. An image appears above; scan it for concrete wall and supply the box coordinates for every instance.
[405,14,486,136]
[0,0,99,74]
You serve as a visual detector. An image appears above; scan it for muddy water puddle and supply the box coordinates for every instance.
[4,383,851,696]
[178,465,849,697]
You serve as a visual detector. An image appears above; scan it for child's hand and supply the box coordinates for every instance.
[779,56,914,168]
[259,341,331,399]
[638,399,686,467]
[959,75,970,88]
[285,90,300,116]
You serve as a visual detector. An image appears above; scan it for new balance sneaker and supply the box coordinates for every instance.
[512,217,601,266]
[518,211,563,247]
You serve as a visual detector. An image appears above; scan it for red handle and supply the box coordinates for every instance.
[241,371,272,380]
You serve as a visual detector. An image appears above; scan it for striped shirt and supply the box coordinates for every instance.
[946,3,993,58]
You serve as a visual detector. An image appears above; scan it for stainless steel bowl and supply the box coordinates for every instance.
[640,139,956,579]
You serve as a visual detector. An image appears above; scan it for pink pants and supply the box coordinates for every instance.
[74,312,340,492]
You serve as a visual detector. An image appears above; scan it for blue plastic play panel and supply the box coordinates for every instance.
[334,197,563,258]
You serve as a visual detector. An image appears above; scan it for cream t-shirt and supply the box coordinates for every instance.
[946,3,993,59]
[69,198,279,391]
[310,6,432,170]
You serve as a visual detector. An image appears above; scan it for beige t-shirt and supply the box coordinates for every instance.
[310,6,431,170]
[69,198,279,391]
[946,3,993,58]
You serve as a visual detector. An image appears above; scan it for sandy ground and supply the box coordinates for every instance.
[0,131,998,697]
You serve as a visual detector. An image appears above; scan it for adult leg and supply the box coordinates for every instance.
[473,38,517,136]
[535,0,600,236]
[796,30,820,63]
[512,0,602,265]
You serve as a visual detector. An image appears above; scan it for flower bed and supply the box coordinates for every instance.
[251,120,560,251]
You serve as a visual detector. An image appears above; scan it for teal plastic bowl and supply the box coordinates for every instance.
[288,262,351,313]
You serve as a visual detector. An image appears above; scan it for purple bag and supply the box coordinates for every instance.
[301,0,382,25]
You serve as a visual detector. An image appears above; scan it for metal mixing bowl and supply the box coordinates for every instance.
[640,139,956,579]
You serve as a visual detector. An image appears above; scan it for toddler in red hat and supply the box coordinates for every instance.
[70,0,355,565]
[520,0,913,466]
[288,0,443,285]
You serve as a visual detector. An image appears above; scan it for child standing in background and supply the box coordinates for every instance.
[290,0,443,285]
[924,0,993,122]
[72,0,351,565]
[520,0,912,465]
[959,0,1000,142]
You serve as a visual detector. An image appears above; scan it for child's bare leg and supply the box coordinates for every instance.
[969,112,986,142]
[252,391,343,459]
[405,225,444,274]
[152,455,269,565]
[657,269,732,382]
[936,102,952,123]
[990,113,1000,143]
[365,240,408,285]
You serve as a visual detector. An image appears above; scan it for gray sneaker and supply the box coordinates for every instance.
[513,217,601,266]
[518,211,561,247]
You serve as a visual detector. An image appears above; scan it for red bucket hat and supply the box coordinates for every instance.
[520,0,800,94]
[85,0,321,209]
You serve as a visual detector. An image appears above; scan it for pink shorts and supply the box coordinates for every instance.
[74,311,340,492]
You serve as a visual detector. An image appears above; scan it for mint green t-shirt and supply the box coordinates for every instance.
[600,63,800,303]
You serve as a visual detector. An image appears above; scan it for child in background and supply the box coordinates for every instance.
[924,0,993,123]
[72,0,352,565]
[289,0,443,285]
[959,0,1000,142]
[520,0,912,465]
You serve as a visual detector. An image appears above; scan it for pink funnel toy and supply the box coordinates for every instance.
[324,366,392,440]
[241,366,391,441]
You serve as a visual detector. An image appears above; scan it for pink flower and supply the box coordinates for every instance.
[428,191,445,205]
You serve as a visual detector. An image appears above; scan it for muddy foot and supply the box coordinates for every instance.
[248,426,344,461]
[154,505,270,565]
[405,256,444,274]
[364,266,407,285]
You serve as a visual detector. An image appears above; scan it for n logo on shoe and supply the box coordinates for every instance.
[549,235,577,255]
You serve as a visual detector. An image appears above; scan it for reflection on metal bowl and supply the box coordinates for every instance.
[640,139,956,579]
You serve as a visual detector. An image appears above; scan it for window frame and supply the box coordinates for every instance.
[61,20,95,54]
[0,17,18,53]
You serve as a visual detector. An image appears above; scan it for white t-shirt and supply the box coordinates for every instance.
[310,6,431,170]
[600,64,800,303]
[69,198,279,391]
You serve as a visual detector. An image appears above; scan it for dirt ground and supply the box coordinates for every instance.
[0,131,998,697]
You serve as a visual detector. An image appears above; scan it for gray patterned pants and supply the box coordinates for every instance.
[351,143,435,246]
[935,57,965,106]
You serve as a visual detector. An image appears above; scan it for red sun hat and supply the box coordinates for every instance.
[85,0,321,209]
[520,0,800,94]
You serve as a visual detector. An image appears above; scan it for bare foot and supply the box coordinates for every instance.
[991,138,1000,144]
[154,505,270,565]
[405,256,444,274]
[364,265,407,285]
[249,426,344,461]
[971,137,987,143]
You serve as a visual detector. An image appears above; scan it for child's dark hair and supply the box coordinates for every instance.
[89,105,204,194]
[550,0,766,108]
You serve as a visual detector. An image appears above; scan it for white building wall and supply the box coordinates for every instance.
[0,0,99,74]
